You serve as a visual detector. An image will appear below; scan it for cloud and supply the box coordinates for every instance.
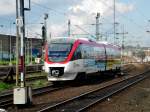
[50,24,67,37]
[58,0,134,37]
[69,0,134,16]
[12,0,134,38]
[0,0,43,16]
[117,2,134,13]
[0,0,16,15]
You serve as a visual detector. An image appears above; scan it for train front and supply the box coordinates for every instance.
[44,38,77,81]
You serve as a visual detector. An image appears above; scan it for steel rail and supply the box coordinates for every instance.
[0,64,43,77]
[37,70,150,112]
[0,85,63,108]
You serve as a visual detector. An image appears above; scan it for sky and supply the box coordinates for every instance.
[0,0,150,47]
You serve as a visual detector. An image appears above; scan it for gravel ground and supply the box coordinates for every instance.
[6,63,150,112]
[88,75,150,112]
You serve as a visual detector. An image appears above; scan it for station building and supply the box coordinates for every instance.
[0,34,42,61]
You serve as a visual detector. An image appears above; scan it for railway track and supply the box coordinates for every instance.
[21,75,46,82]
[0,64,43,77]
[0,75,46,84]
[37,70,150,112]
[0,85,64,108]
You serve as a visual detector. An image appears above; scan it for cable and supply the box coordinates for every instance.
[97,0,146,33]
[74,25,96,38]
[31,1,67,17]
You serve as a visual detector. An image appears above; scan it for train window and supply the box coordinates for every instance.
[71,46,82,60]
[106,46,121,59]
[48,43,72,62]
[94,46,105,59]
[81,44,94,59]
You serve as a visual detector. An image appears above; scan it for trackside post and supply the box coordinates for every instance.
[13,0,32,105]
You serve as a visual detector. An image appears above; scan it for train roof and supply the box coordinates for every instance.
[98,41,119,46]
[48,37,96,44]
[48,37,120,49]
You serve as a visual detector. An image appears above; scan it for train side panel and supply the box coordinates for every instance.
[105,45,121,71]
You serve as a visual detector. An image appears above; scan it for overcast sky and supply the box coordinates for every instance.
[0,0,150,47]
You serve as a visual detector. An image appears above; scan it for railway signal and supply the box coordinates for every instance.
[14,0,32,105]
[42,25,46,45]
[68,19,71,37]
[96,13,100,41]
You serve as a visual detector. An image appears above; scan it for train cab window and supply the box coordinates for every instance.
[71,46,82,60]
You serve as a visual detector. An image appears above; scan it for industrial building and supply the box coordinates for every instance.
[0,34,42,61]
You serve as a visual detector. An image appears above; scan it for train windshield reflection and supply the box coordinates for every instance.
[48,43,72,62]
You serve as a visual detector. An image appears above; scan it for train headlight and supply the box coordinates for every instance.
[51,70,60,77]
[52,70,59,75]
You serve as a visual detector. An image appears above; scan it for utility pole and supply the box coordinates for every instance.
[116,25,128,65]
[9,23,12,66]
[44,13,48,42]
[30,38,32,65]
[0,40,2,60]
[0,25,3,60]
[15,0,19,86]
[115,22,119,44]
[96,13,100,41]
[14,0,32,105]
[9,22,15,66]
[68,19,71,37]
[114,0,116,44]
[41,13,48,63]
[19,0,25,87]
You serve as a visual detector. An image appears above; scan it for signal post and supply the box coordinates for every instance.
[13,0,32,105]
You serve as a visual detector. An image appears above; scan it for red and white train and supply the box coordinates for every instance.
[44,37,121,82]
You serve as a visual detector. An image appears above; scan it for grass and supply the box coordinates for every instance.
[0,79,49,92]
[0,72,49,92]
[0,58,43,65]
[26,72,47,78]
[31,80,49,88]
[0,82,14,91]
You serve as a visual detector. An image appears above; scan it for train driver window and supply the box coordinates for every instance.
[71,46,82,60]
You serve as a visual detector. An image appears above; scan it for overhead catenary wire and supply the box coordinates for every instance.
[126,0,148,22]
[31,1,68,17]
[74,25,96,38]
[98,0,146,33]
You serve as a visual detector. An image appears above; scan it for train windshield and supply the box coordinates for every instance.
[48,43,72,62]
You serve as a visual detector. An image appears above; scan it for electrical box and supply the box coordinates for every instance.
[13,87,27,104]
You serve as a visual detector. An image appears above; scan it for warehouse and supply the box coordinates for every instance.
[0,34,42,61]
